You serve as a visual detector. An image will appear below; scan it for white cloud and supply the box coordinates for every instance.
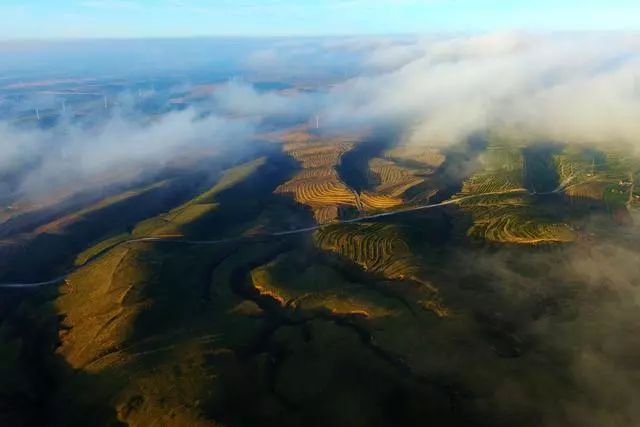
[4,32,640,202]
[211,81,316,118]
[316,32,640,147]
[0,107,255,201]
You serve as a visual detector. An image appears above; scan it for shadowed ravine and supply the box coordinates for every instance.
[0,179,583,290]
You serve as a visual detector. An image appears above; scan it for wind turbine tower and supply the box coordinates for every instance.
[103,95,108,109]
[315,114,320,129]
[35,108,40,121]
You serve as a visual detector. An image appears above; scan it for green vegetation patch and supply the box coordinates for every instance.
[456,143,575,244]
[251,250,398,318]
[314,222,423,280]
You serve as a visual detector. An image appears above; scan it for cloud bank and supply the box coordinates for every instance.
[1,33,640,426]
[217,32,640,148]
[2,32,640,204]
[315,32,640,147]
[452,235,640,426]
[0,108,256,203]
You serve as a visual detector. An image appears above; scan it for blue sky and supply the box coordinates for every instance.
[1,0,640,40]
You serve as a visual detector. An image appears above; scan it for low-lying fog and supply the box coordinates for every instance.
[2,33,640,425]
[1,33,639,203]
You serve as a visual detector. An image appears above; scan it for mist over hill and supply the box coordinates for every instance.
[2,33,639,202]
[1,33,640,427]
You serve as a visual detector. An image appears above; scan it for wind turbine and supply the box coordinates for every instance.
[315,114,320,129]
[35,108,40,121]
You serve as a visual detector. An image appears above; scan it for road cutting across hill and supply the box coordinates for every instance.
[0,184,575,289]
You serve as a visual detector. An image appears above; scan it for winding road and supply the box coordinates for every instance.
[0,184,571,289]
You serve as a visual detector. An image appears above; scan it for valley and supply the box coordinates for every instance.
[2,126,640,426]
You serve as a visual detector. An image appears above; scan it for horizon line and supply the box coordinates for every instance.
[2,29,640,44]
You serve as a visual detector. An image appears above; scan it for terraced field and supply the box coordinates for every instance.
[294,167,336,180]
[314,223,421,281]
[13,130,636,426]
[272,128,315,144]
[369,158,424,195]
[359,152,442,211]
[554,147,639,214]
[385,145,446,169]
[554,148,607,200]
[459,171,524,195]
[277,171,357,205]
[359,192,403,210]
[459,198,576,244]
[313,222,450,318]
[286,142,353,168]
[275,133,359,223]
[273,130,451,219]
[459,146,523,194]
[456,145,576,244]
[41,149,454,426]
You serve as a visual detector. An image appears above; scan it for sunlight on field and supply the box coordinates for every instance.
[314,223,421,280]
[457,144,576,244]
[275,131,359,223]
[356,157,425,211]
[134,157,266,237]
[312,220,450,318]
[251,252,395,318]
[274,129,445,220]
[555,148,638,214]
[57,245,148,369]
[359,192,403,209]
